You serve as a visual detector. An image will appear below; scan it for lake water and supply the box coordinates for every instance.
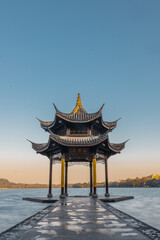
[0,188,159,233]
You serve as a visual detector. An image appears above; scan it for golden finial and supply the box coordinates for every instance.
[77,93,82,107]
[72,93,86,114]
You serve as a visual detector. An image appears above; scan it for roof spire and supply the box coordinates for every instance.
[77,93,82,107]
[72,93,86,114]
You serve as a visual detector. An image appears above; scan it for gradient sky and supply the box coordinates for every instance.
[0,0,160,184]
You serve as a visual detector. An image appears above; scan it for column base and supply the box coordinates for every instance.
[59,194,65,199]
[65,193,68,196]
[47,193,53,198]
[105,193,110,197]
[92,194,98,198]
[89,193,93,196]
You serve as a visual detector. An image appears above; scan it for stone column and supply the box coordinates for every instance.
[65,161,68,196]
[47,155,53,198]
[60,155,65,199]
[89,160,93,196]
[92,156,98,198]
[105,156,110,197]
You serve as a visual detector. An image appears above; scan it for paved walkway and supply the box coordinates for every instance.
[20,197,147,240]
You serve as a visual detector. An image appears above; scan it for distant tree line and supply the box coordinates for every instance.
[0,175,160,189]
[109,177,160,188]
[0,178,49,189]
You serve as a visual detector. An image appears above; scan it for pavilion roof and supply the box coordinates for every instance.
[28,132,128,155]
[29,94,127,159]
[49,131,109,147]
[37,93,119,132]
[53,93,104,123]
[38,118,119,132]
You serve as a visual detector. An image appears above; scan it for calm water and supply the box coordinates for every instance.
[0,188,159,233]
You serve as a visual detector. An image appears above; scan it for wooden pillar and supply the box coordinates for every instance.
[92,156,98,198]
[60,155,65,198]
[89,160,93,196]
[47,156,53,198]
[65,161,68,196]
[105,156,110,197]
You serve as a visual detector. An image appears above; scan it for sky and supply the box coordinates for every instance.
[0,0,160,184]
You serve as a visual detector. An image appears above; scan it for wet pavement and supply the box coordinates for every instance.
[19,197,147,240]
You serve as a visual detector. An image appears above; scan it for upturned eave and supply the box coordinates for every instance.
[108,139,129,153]
[102,118,121,131]
[27,138,59,155]
[36,118,55,130]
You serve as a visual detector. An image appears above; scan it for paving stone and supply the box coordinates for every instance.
[20,198,147,240]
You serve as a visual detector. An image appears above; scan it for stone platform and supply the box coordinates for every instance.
[100,195,134,202]
[23,197,59,203]
[23,195,134,203]
[1,197,160,240]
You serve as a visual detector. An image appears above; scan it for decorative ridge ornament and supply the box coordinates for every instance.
[71,93,87,114]
[99,103,105,112]
[77,93,82,107]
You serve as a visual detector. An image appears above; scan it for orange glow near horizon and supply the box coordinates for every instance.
[0,153,159,185]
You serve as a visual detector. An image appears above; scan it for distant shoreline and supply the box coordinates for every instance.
[0,175,160,189]
[0,186,160,189]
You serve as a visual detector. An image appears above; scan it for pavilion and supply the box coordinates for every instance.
[29,93,128,198]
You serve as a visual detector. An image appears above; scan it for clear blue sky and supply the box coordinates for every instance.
[0,0,160,183]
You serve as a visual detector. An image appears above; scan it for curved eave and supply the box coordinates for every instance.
[27,138,57,154]
[37,118,55,130]
[108,140,128,153]
[54,103,104,123]
[50,132,108,147]
[102,118,121,131]
[27,140,49,153]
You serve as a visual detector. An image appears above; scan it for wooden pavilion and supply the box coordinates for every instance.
[29,94,128,198]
